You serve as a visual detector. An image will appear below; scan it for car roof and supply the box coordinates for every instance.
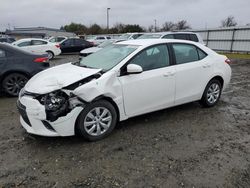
[117,39,199,46]
[15,38,48,42]
[141,31,198,36]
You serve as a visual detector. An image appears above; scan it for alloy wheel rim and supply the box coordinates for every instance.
[84,107,112,136]
[5,75,27,96]
[47,52,53,59]
[207,83,220,104]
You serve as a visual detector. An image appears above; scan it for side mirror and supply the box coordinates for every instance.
[127,64,143,74]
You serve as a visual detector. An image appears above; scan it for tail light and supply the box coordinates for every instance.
[34,57,48,63]
[55,44,60,48]
[225,58,231,64]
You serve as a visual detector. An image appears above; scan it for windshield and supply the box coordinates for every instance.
[98,40,113,48]
[138,34,162,39]
[79,44,138,71]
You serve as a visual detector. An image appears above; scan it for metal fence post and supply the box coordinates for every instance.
[230,29,236,53]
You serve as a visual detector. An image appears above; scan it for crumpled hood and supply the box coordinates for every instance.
[25,63,101,94]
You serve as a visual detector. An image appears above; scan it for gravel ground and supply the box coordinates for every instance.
[0,54,250,188]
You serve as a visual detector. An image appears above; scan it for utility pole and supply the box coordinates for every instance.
[154,19,157,32]
[107,8,111,31]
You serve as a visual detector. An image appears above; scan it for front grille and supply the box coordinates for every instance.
[16,100,31,127]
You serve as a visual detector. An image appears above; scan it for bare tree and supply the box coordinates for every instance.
[175,20,191,30]
[161,21,175,31]
[221,16,237,27]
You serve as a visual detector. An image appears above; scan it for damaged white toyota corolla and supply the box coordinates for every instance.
[17,39,231,141]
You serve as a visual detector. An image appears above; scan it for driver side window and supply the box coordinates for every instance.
[129,44,170,71]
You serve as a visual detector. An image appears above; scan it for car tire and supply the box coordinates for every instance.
[2,73,28,97]
[76,100,117,141]
[200,79,222,107]
[46,51,54,60]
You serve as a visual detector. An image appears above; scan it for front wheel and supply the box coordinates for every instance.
[200,79,222,107]
[76,100,117,141]
[2,73,28,97]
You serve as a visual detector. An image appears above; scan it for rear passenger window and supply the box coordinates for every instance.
[129,44,170,71]
[0,49,6,58]
[163,34,174,39]
[189,34,199,42]
[172,43,199,64]
[174,34,188,40]
[197,48,207,60]
[18,41,31,47]
[32,40,47,45]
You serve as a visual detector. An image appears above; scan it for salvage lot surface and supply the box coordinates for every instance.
[0,54,250,188]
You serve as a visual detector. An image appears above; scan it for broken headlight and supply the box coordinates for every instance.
[36,90,70,122]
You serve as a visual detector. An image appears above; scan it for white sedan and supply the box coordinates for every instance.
[17,39,231,141]
[12,38,61,59]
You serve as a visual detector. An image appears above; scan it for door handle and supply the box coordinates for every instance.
[163,72,175,77]
[203,64,211,68]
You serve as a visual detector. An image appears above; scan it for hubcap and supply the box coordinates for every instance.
[5,75,27,96]
[207,83,220,104]
[84,107,112,136]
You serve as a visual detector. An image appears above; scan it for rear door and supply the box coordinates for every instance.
[61,39,74,53]
[171,43,212,105]
[31,40,48,53]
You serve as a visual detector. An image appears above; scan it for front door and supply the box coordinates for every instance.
[118,44,176,117]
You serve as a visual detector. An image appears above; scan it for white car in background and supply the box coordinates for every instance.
[79,40,115,57]
[117,33,143,41]
[86,35,111,46]
[17,39,231,141]
[12,38,61,59]
[138,32,205,44]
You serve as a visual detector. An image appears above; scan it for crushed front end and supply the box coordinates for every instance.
[17,89,84,136]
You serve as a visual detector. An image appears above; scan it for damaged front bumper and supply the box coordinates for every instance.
[17,91,84,137]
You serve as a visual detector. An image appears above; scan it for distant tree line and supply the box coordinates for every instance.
[61,16,239,35]
[61,20,191,35]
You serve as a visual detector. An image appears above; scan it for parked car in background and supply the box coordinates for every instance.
[86,35,111,46]
[79,40,115,57]
[138,32,205,44]
[17,39,231,140]
[0,36,16,43]
[0,43,49,96]
[48,36,67,43]
[12,38,61,59]
[60,38,93,53]
[117,33,143,42]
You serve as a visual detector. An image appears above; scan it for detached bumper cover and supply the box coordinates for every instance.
[17,96,83,137]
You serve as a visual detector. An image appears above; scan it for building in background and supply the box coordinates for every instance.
[5,27,76,40]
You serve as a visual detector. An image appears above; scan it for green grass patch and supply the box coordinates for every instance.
[219,52,250,59]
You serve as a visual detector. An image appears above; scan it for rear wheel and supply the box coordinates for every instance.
[46,51,54,60]
[76,100,117,141]
[200,79,222,107]
[2,73,28,97]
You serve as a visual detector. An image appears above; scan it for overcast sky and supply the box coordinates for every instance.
[0,0,249,31]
